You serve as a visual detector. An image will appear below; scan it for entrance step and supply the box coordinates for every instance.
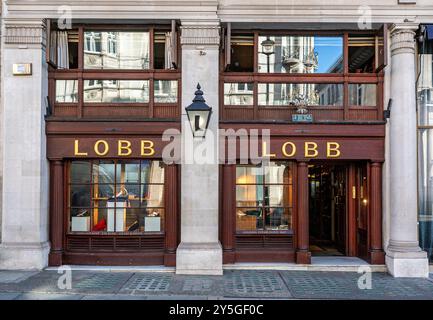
[45,265,175,273]
[224,257,386,272]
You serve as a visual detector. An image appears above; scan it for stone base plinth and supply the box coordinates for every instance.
[386,250,429,278]
[176,242,223,275]
[0,242,50,270]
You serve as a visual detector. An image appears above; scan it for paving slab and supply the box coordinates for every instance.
[0,292,22,300]
[0,271,39,284]
[16,292,84,300]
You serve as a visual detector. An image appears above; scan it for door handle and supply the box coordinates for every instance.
[352,186,356,199]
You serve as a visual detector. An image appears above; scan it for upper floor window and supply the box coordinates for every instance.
[84,31,150,70]
[258,36,343,74]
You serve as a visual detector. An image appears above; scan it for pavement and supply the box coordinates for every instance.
[0,269,433,300]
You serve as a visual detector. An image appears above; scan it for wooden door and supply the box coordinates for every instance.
[333,166,347,254]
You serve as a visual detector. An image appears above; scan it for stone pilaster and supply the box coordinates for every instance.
[0,19,50,270]
[386,23,429,278]
[176,20,223,275]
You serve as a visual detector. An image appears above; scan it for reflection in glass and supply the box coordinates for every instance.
[418,38,433,260]
[141,161,165,184]
[418,39,433,126]
[83,80,149,103]
[224,83,253,105]
[258,36,343,74]
[70,161,91,183]
[56,80,78,103]
[418,129,433,260]
[70,185,91,207]
[84,31,150,69]
[154,80,178,103]
[348,84,376,106]
[258,83,343,106]
[265,208,291,230]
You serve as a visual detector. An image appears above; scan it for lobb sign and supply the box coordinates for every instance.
[71,138,343,159]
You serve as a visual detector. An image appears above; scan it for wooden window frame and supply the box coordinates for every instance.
[220,29,386,122]
[66,159,166,236]
[235,162,295,235]
[48,24,181,119]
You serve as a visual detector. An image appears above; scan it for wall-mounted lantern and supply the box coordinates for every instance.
[185,83,212,138]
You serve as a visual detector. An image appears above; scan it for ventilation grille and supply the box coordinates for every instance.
[235,234,293,250]
[67,235,165,252]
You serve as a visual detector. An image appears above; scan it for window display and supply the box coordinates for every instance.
[235,162,293,232]
[68,160,165,233]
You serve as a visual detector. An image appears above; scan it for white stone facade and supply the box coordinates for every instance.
[0,1,433,277]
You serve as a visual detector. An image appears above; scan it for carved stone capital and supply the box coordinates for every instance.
[180,21,220,46]
[4,20,47,47]
[389,24,418,56]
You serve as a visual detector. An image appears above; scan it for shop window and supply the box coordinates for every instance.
[348,84,376,106]
[257,35,343,74]
[348,35,375,73]
[228,35,254,72]
[68,160,165,233]
[83,31,150,70]
[236,162,293,232]
[224,83,253,105]
[83,80,150,103]
[55,80,78,103]
[257,83,343,106]
[154,80,178,103]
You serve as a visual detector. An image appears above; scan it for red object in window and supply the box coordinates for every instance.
[92,218,106,231]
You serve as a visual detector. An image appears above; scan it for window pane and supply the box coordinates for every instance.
[236,185,263,207]
[70,161,91,183]
[258,36,343,74]
[236,166,264,184]
[144,208,164,232]
[117,161,140,183]
[70,208,91,232]
[264,208,292,230]
[418,40,433,126]
[418,129,433,260]
[93,161,116,184]
[84,31,150,69]
[348,35,375,73]
[236,208,263,231]
[265,162,292,184]
[224,83,253,105]
[91,208,107,232]
[70,185,91,207]
[83,80,149,103]
[56,80,78,103]
[258,83,343,106]
[141,161,165,184]
[154,80,178,103]
[141,185,165,207]
[348,84,376,106]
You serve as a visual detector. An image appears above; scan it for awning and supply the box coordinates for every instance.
[426,25,433,40]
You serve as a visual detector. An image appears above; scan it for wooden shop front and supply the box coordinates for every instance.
[219,123,386,265]
[46,121,181,267]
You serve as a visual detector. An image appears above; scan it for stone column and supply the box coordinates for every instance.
[386,24,429,277]
[176,20,222,275]
[0,20,50,269]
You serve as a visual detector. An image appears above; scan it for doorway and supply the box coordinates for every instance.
[308,164,347,256]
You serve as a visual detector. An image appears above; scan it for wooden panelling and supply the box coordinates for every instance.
[82,106,150,118]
